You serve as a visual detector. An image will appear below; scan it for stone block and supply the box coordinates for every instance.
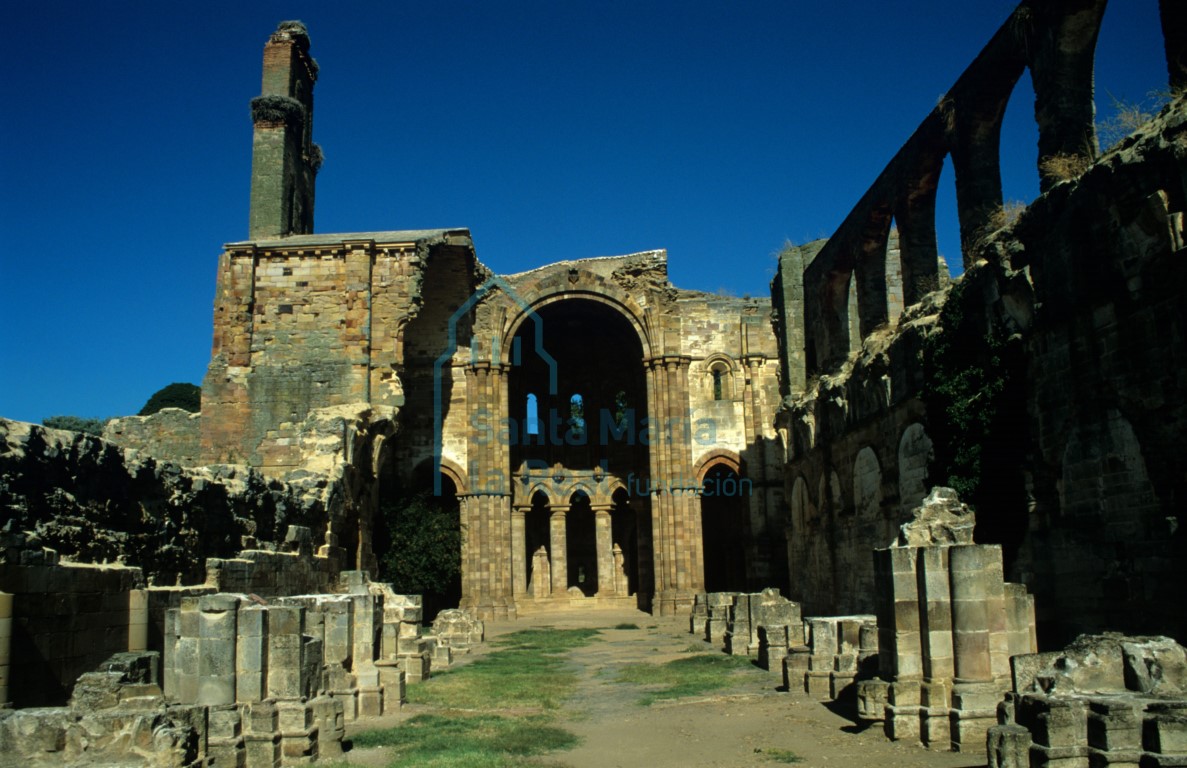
[311,695,345,758]
[920,706,951,749]
[1019,695,1087,749]
[987,723,1032,768]
[856,678,889,721]
[1145,702,1187,753]
[243,732,281,768]
[806,671,832,699]
[245,700,279,734]
[1087,699,1143,752]
[208,704,242,739]
[377,661,405,710]
[330,689,358,721]
[706,619,730,646]
[886,704,922,742]
[277,699,313,732]
[830,671,856,700]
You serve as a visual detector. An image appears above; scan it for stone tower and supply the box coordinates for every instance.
[248,21,319,240]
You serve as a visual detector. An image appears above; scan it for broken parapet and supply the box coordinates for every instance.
[856,487,1037,752]
[206,525,338,597]
[784,615,878,699]
[987,633,1187,768]
[372,586,434,683]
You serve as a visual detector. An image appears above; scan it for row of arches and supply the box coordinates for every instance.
[788,423,934,533]
[795,0,1147,380]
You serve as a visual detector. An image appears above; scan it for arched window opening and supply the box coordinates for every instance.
[526,393,539,436]
[708,360,732,401]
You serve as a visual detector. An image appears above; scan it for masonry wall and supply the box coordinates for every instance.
[103,408,201,465]
[1009,104,1187,645]
[777,99,1187,644]
[678,293,785,587]
[2,560,143,707]
[773,1,1186,645]
[0,418,335,586]
[201,232,473,471]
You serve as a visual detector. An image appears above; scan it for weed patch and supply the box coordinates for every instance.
[407,628,599,710]
[615,653,755,705]
[758,747,803,763]
[351,712,576,767]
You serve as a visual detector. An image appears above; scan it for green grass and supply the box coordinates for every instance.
[349,628,599,766]
[758,747,803,763]
[615,653,756,705]
[407,627,599,710]
[352,713,576,767]
[613,622,640,630]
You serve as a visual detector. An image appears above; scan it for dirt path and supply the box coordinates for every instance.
[345,608,986,768]
[490,609,984,768]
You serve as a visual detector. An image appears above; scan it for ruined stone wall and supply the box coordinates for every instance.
[200,230,473,471]
[2,560,144,708]
[1007,100,1187,645]
[103,408,201,466]
[0,418,337,585]
[779,304,936,616]
[780,100,1187,637]
[774,3,1186,642]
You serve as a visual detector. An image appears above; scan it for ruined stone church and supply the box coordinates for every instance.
[3,2,1186,763]
[200,21,786,619]
[194,9,1187,642]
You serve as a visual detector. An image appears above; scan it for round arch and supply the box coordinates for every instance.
[692,448,746,484]
[413,456,468,496]
[499,284,653,360]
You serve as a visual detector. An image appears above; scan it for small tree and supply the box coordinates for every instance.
[139,383,201,415]
[379,492,463,616]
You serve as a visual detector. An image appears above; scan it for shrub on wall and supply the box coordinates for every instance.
[920,271,1029,556]
[42,415,107,435]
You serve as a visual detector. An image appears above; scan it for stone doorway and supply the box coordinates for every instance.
[700,464,748,593]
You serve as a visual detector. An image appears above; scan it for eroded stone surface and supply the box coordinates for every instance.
[894,487,975,547]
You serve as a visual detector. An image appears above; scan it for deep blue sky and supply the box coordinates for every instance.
[0,1,1168,424]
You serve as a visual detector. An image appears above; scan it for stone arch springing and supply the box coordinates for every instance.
[500,286,653,361]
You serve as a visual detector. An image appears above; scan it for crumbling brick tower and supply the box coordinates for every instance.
[249,21,319,240]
